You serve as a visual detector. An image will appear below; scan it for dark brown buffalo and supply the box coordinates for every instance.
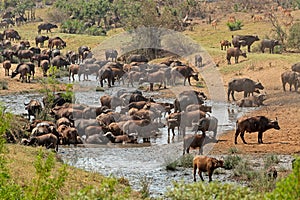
[228,78,264,101]
[220,40,231,50]
[171,65,199,86]
[104,132,137,144]
[4,29,21,40]
[192,116,218,136]
[291,62,300,73]
[226,47,247,64]
[24,99,42,119]
[61,127,79,146]
[100,95,124,110]
[183,134,205,155]
[68,64,79,81]
[193,155,224,182]
[49,38,66,50]
[51,56,70,69]
[11,63,32,83]
[174,90,206,112]
[28,133,58,151]
[16,49,34,63]
[1,49,15,61]
[166,112,181,138]
[40,60,49,77]
[235,116,280,144]
[32,54,50,67]
[281,71,300,92]
[29,47,41,55]
[3,60,11,76]
[78,46,91,62]
[38,23,58,34]
[20,40,30,49]
[261,39,280,54]
[195,54,203,67]
[105,49,118,61]
[66,51,79,64]
[98,66,114,87]
[35,35,49,47]
[232,35,260,52]
[127,54,148,63]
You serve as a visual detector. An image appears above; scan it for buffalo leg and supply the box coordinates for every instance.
[193,166,197,182]
[258,132,263,144]
[240,131,247,144]
[231,91,236,101]
[235,129,240,144]
[199,171,204,181]
[208,171,213,182]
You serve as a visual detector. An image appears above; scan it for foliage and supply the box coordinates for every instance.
[60,83,75,103]
[223,155,242,170]
[71,176,132,200]
[139,176,152,199]
[263,154,279,170]
[287,23,300,51]
[61,19,86,34]
[228,147,239,154]
[24,150,68,200]
[226,20,243,31]
[265,157,300,199]
[165,180,262,200]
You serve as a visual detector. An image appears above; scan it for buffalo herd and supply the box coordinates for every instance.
[0,18,297,184]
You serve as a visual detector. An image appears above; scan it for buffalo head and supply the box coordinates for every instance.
[255,82,264,90]
[270,119,280,130]
[11,71,18,78]
[192,72,199,81]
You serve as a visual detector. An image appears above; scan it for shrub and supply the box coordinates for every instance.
[85,26,107,36]
[179,154,194,168]
[263,154,279,170]
[226,20,243,31]
[287,23,300,51]
[233,159,258,180]
[265,157,300,199]
[0,81,8,90]
[223,155,242,170]
[165,180,262,199]
[61,19,85,34]
[228,147,239,154]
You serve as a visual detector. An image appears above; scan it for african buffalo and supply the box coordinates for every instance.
[171,65,199,86]
[105,49,118,61]
[261,39,280,54]
[228,78,264,101]
[192,116,218,137]
[193,155,224,182]
[232,35,260,52]
[11,63,32,83]
[100,95,124,110]
[235,116,280,144]
[68,64,79,81]
[236,94,266,107]
[220,40,231,50]
[195,54,203,67]
[139,70,166,91]
[38,23,58,34]
[40,60,49,77]
[98,66,114,87]
[104,132,137,144]
[16,49,34,63]
[226,47,247,64]
[51,56,70,69]
[49,38,66,49]
[127,54,148,63]
[4,29,21,41]
[3,60,11,76]
[28,133,58,151]
[291,62,300,73]
[78,46,90,62]
[281,71,300,92]
[24,99,42,119]
[174,90,206,112]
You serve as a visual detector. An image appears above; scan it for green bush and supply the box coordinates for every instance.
[287,23,300,51]
[61,19,85,34]
[265,157,300,200]
[85,26,107,36]
[165,181,262,200]
[226,20,243,31]
[263,154,279,170]
[223,155,242,170]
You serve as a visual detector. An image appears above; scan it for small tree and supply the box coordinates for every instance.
[287,23,300,51]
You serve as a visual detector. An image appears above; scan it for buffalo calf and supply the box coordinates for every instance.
[193,155,223,182]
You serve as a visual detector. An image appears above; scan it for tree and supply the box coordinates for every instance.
[287,23,300,51]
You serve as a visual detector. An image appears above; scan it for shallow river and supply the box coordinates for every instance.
[0,78,266,197]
